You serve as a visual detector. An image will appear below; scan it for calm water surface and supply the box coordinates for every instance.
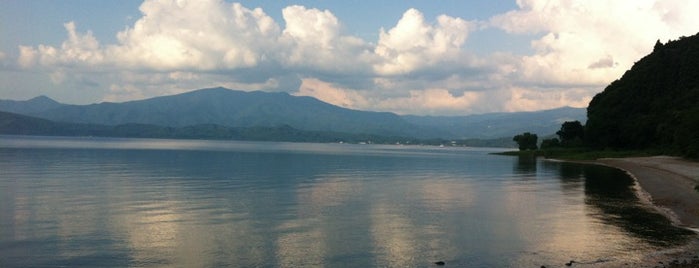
[0,136,693,267]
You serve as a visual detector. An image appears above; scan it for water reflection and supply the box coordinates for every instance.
[538,160,694,249]
[370,202,420,267]
[513,155,537,175]
[276,219,326,267]
[0,137,695,267]
[580,165,695,247]
[541,161,585,195]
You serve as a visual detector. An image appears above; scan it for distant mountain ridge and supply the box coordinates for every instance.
[17,87,423,138]
[0,111,409,143]
[402,106,584,139]
[0,87,586,139]
[0,95,65,115]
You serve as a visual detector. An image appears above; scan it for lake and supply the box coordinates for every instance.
[0,135,694,267]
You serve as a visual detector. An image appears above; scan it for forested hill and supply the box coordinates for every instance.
[586,33,699,157]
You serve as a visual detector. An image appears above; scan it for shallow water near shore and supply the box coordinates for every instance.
[0,136,695,267]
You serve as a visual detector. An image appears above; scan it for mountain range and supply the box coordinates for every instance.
[0,87,586,141]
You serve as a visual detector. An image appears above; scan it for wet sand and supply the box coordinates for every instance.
[594,156,699,267]
[596,156,699,228]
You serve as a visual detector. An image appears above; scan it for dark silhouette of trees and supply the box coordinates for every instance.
[556,121,584,147]
[513,132,538,151]
[585,33,699,158]
[540,138,560,149]
[653,39,663,52]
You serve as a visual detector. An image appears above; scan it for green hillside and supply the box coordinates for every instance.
[586,33,699,157]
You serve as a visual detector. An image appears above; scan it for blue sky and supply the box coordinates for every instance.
[1,0,698,115]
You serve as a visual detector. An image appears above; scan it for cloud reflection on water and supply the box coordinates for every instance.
[0,138,694,267]
[370,201,420,267]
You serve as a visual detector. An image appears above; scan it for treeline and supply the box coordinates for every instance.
[512,121,585,151]
[586,33,699,158]
[513,33,699,158]
[0,111,513,147]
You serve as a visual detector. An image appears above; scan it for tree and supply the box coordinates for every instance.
[540,138,560,149]
[556,121,585,147]
[586,33,699,154]
[513,132,538,151]
[653,39,663,52]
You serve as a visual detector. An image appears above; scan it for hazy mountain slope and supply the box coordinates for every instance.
[0,110,111,136]
[0,111,425,144]
[1,87,586,139]
[31,87,423,137]
[0,95,65,114]
[402,106,586,139]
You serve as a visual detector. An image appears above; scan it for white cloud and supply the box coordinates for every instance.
[9,0,699,115]
[295,78,369,109]
[17,1,281,72]
[55,22,104,65]
[373,9,474,75]
[490,0,699,87]
[111,0,280,70]
[17,46,38,69]
[296,77,483,115]
[17,22,104,70]
[377,88,482,115]
[502,86,594,112]
[13,2,485,113]
[279,6,373,73]
[21,1,376,75]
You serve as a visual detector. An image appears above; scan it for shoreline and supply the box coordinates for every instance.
[563,156,699,267]
[594,156,699,229]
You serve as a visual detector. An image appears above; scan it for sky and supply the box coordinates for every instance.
[1,0,698,116]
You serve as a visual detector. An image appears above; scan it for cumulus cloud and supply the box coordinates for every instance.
[490,0,699,87]
[296,77,483,115]
[17,46,38,69]
[10,0,699,115]
[279,6,373,73]
[373,9,473,75]
[16,1,376,92]
[295,78,369,109]
[17,0,284,73]
[19,1,376,75]
[18,22,104,70]
[377,88,481,115]
[111,0,279,70]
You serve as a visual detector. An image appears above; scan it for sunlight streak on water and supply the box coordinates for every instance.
[0,136,694,267]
